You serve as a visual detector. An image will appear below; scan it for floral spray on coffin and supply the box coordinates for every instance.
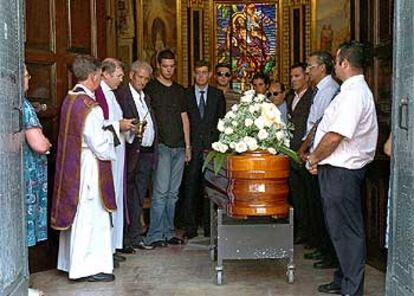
[203,90,300,218]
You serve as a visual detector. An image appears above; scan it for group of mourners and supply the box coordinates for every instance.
[24,41,377,296]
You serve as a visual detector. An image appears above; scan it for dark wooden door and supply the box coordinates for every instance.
[25,0,106,272]
[356,0,394,271]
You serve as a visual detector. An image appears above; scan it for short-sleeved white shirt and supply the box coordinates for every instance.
[314,74,378,169]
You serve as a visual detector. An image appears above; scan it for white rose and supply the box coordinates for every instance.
[232,120,239,127]
[224,127,234,135]
[240,94,253,103]
[229,142,236,149]
[243,136,258,151]
[249,104,260,114]
[258,129,269,140]
[218,143,228,153]
[254,116,266,129]
[284,138,290,146]
[244,89,255,97]
[231,104,239,112]
[276,130,285,141]
[225,111,236,119]
[267,147,277,155]
[235,141,248,153]
[217,119,225,132]
[261,102,281,124]
[254,94,266,103]
[245,118,254,127]
[212,142,221,152]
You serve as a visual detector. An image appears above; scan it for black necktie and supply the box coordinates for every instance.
[311,87,318,104]
[199,90,206,118]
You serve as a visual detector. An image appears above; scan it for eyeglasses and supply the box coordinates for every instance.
[306,64,319,71]
[267,91,281,97]
[216,71,231,78]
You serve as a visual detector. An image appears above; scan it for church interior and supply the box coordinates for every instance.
[16,0,402,295]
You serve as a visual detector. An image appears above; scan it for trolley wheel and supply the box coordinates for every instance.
[286,268,295,284]
[216,270,223,285]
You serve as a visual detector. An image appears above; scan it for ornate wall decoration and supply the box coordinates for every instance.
[136,0,183,83]
[210,1,280,92]
[313,0,351,55]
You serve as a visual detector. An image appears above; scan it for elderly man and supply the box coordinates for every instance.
[52,55,123,282]
[95,58,136,264]
[300,51,340,269]
[115,60,157,252]
[307,41,378,296]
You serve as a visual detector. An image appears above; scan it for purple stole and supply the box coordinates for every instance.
[95,85,130,225]
[51,93,117,230]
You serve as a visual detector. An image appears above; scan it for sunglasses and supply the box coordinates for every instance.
[267,91,281,97]
[216,71,231,78]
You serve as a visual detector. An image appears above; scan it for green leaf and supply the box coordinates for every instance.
[202,150,217,172]
[213,153,226,175]
[277,145,301,163]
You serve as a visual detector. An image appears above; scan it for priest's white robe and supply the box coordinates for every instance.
[101,81,127,252]
[57,85,117,279]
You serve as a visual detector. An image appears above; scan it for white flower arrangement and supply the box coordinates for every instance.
[204,90,299,174]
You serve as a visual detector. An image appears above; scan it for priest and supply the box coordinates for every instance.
[51,55,119,282]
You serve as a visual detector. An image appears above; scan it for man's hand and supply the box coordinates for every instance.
[119,118,136,132]
[185,146,192,163]
[305,155,318,175]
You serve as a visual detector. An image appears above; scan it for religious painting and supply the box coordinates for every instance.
[137,0,183,81]
[213,2,279,92]
[315,0,351,55]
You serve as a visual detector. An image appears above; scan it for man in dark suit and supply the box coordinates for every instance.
[115,60,157,252]
[286,62,314,245]
[183,60,226,239]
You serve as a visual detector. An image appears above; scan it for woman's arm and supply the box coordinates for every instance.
[25,128,51,154]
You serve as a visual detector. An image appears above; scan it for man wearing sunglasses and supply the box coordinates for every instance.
[267,80,288,123]
[214,63,240,111]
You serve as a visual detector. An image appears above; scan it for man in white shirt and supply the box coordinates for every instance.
[301,52,339,269]
[96,58,136,264]
[115,61,157,251]
[307,42,378,296]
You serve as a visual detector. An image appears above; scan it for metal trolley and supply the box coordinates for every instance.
[205,163,295,286]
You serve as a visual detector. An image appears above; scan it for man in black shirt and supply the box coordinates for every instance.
[145,49,191,247]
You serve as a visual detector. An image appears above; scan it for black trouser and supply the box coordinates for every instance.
[124,152,153,246]
[309,175,337,260]
[183,147,209,236]
[318,165,367,296]
[289,163,312,241]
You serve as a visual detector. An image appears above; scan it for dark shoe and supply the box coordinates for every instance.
[304,250,323,260]
[86,273,115,282]
[166,237,184,245]
[118,245,136,254]
[318,282,341,294]
[150,240,168,248]
[132,241,155,250]
[183,232,197,240]
[313,259,338,269]
[113,253,126,262]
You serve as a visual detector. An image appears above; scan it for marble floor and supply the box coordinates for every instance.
[31,237,385,296]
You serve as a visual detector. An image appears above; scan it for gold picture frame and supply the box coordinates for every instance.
[136,0,183,83]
